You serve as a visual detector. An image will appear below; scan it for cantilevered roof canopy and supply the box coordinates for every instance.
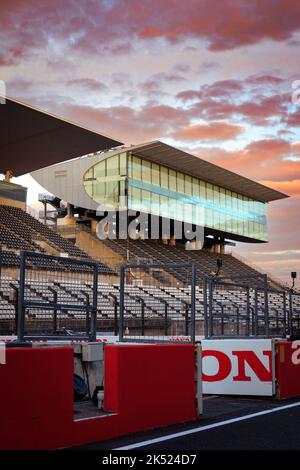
[130,141,289,203]
[0,95,122,177]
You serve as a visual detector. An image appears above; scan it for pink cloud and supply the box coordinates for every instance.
[237,197,300,283]
[2,0,300,67]
[66,78,107,92]
[260,180,300,197]
[137,0,300,51]
[176,76,289,126]
[53,102,189,144]
[172,121,245,141]
[197,141,300,182]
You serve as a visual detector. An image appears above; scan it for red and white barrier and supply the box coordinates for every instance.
[201,339,275,396]
[0,344,197,449]
[3,334,300,400]
[275,341,300,399]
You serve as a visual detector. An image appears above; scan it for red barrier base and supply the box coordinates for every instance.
[276,341,300,400]
[0,344,196,449]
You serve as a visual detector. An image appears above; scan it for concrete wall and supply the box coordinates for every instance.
[30,149,121,211]
[76,230,123,270]
[0,181,27,209]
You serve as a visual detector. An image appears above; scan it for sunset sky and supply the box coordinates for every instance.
[1,0,300,284]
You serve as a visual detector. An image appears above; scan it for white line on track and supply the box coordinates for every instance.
[114,401,300,450]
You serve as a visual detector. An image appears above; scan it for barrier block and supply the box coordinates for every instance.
[275,341,300,400]
[0,343,196,449]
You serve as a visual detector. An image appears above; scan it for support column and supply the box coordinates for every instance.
[57,202,76,228]
[67,203,74,219]
[215,244,221,254]
[4,170,13,183]
[43,201,47,225]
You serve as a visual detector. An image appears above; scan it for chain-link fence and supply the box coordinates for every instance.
[17,251,98,341]
[119,262,196,343]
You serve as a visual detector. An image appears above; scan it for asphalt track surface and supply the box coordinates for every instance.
[73,396,300,450]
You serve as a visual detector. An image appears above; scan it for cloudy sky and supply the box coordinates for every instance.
[1,0,300,284]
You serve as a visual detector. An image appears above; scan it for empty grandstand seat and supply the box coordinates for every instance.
[0,205,114,274]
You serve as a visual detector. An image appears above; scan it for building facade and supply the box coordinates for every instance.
[31,141,288,244]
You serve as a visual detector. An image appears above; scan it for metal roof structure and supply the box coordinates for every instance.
[0,95,122,177]
[129,141,288,203]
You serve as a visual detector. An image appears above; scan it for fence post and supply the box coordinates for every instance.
[80,291,90,337]
[48,288,58,334]
[140,297,145,336]
[91,264,98,342]
[136,295,145,336]
[254,287,258,336]
[0,245,2,287]
[109,293,119,337]
[10,284,19,335]
[17,251,26,342]
[288,290,293,336]
[234,305,239,336]
[119,264,125,342]
[164,300,168,336]
[184,302,189,336]
[263,274,269,337]
[203,277,208,338]
[283,292,287,337]
[246,286,250,336]
[208,278,214,338]
[220,304,224,336]
[191,263,196,344]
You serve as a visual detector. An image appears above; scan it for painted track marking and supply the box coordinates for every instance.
[114,401,300,450]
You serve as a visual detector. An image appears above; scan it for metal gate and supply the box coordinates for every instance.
[18,251,98,341]
[119,262,196,343]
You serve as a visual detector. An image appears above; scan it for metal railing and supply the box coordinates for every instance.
[1,250,300,341]
[17,251,99,342]
[119,262,197,343]
[203,273,292,338]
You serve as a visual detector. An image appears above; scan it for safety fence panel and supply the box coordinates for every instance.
[289,292,300,336]
[203,274,288,338]
[275,340,300,399]
[18,251,98,341]
[119,262,197,343]
[266,289,288,337]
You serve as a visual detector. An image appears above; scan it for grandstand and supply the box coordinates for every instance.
[101,238,261,279]
[1,268,299,338]
[0,95,297,341]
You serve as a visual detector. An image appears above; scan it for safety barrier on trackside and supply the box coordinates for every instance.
[2,337,300,403]
[202,339,275,396]
[0,344,197,450]
[201,338,300,399]
[275,340,300,399]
